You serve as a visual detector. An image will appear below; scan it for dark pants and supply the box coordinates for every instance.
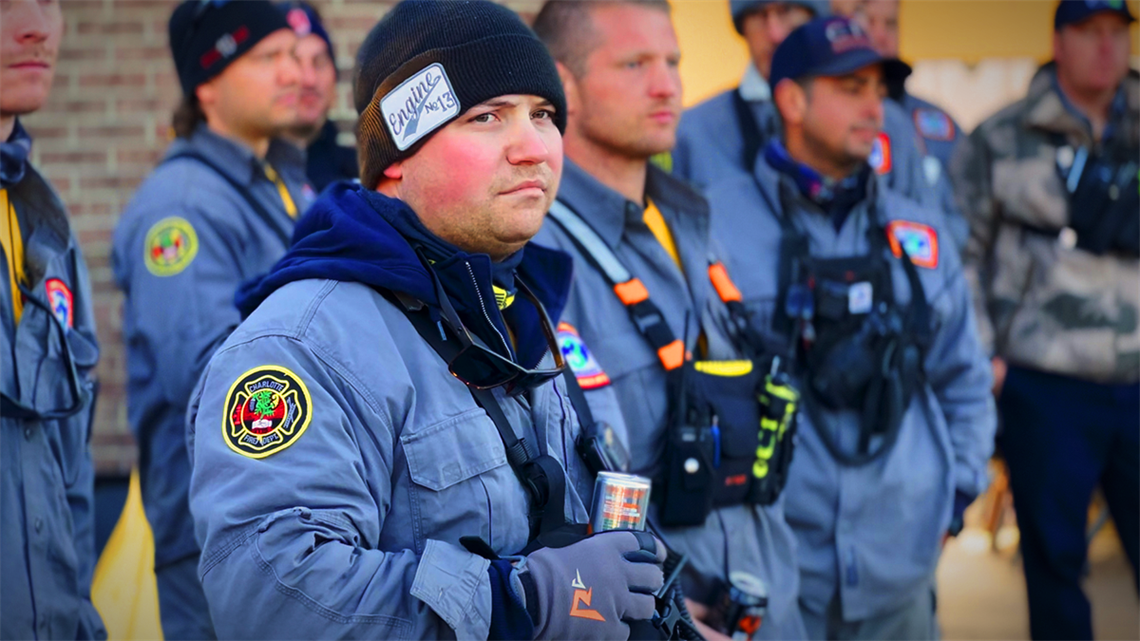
[156,555,216,641]
[999,366,1139,640]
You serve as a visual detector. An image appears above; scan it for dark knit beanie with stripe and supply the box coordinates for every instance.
[353,0,566,189]
[168,0,291,96]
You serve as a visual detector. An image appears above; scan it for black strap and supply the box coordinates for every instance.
[163,151,292,248]
[545,202,683,363]
[397,298,568,539]
[731,89,766,173]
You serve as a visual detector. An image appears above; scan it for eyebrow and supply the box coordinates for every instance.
[475,97,555,110]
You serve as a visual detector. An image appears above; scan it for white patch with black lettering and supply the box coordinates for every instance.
[380,63,460,151]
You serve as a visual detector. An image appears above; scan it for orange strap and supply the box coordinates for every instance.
[657,339,686,371]
[613,278,649,305]
[708,262,742,303]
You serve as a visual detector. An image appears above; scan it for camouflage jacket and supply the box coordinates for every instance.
[952,63,1139,383]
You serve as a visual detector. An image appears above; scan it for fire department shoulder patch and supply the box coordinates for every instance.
[558,322,610,390]
[44,278,73,328]
[869,132,892,175]
[886,220,939,269]
[223,366,312,459]
[913,108,955,142]
[144,216,198,276]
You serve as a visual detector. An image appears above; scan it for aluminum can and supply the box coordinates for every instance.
[710,571,768,640]
[589,471,652,532]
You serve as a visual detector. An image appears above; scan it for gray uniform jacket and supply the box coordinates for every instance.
[186,277,593,639]
[674,70,943,215]
[1,157,105,640]
[897,91,968,250]
[705,159,995,621]
[532,161,807,640]
[112,124,311,573]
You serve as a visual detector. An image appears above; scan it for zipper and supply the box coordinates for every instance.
[464,260,512,356]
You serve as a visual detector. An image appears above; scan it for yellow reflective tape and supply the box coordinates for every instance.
[693,359,754,377]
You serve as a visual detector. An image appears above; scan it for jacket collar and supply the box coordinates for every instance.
[236,183,573,368]
[168,123,306,186]
[556,158,710,251]
[1023,62,1140,146]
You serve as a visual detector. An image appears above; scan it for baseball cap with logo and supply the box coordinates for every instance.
[1054,0,1136,30]
[769,16,911,90]
[168,0,292,96]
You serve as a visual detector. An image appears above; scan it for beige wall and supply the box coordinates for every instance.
[673,0,1140,130]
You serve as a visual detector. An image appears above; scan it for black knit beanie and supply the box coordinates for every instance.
[354,0,566,190]
[169,0,292,96]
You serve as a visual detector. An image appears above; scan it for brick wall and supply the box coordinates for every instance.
[22,0,541,476]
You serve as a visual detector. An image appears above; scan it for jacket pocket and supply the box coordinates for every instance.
[401,409,528,553]
[403,409,508,491]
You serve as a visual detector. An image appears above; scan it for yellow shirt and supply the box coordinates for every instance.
[643,199,681,269]
[0,189,27,321]
[263,163,298,219]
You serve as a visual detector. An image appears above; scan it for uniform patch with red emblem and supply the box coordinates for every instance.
[224,366,312,459]
[913,108,955,142]
[886,220,939,269]
[44,278,73,328]
[869,132,892,175]
[558,322,610,390]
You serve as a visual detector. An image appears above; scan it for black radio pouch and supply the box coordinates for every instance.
[658,360,775,527]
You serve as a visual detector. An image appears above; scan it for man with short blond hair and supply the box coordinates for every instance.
[533,2,808,639]
[952,1,1139,637]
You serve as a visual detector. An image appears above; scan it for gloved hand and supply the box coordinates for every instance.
[516,530,666,640]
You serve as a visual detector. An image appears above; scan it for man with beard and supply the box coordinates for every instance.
[112,2,312,638]
[533,2,807,639]
[185,2,665,638]
[674,0,941,225]
[704,16,994,639]
[0,1,105,637]
[278,1,358,192]
[830,0,967,250]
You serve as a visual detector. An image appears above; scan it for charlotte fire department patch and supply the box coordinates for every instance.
[223,366,312,459]
[887,220,939,269]
[558,322,610,390]
[144,217,199,276]
[44,278,74,328]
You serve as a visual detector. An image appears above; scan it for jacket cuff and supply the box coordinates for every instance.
[411,539,492,639]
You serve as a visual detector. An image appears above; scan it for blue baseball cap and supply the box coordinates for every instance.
[1054,0,1136,30]
[769,16,911,90]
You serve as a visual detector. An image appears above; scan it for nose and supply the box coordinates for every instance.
[507,117,553,166]
[647,59,681,101]
[867,94,884,127]
[298,59,317,89]
[279,53,302,87]
[767,19,792,47]
[11,0,52,43]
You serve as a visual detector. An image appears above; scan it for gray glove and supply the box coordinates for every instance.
[515,530,666,640]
